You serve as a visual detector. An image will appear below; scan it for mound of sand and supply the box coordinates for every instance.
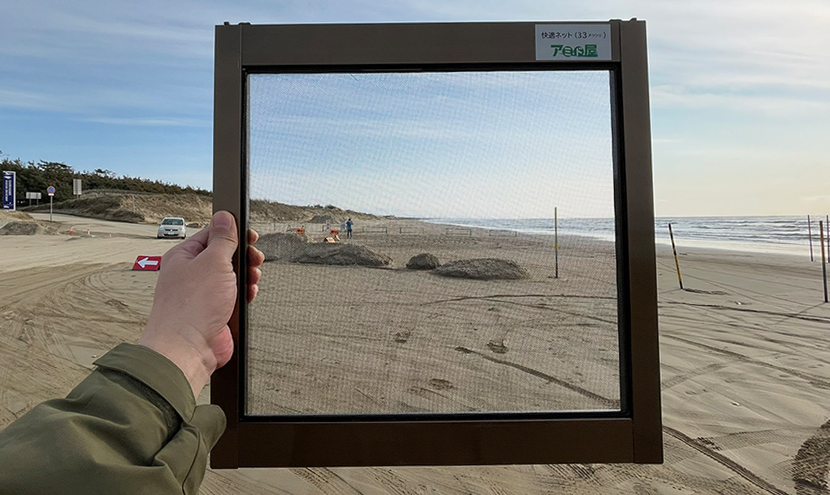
[258,232,309,262]
[308,214,339,224]
[406,253,441,270]
[433,258,528,280]
[133,194,212,224]
[0,210,34,221]
[29,195,145,223]
[290,243,391,267]
[0,221,59,236]
[250,201,379,224]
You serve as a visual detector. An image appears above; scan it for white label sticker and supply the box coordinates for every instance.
[535,24,612,61]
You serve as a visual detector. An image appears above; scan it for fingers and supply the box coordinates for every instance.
[205,211,239,259]
[248,266,262,286]
[247,283,259,303]
[247,266,261,303]
[172,227,211,259]
[200,220,260,302]
[248,245,265,268]
[246,236,263,303]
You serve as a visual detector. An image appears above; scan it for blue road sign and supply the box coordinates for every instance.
[2,171,15,211]
[47,185,56,196]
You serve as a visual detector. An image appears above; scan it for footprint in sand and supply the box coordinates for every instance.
[428,378,454,390]
[487,339,508,354]
[106,299,130,310]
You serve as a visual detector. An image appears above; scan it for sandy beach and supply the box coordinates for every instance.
[247,219,620,415]
[2,212,830,494]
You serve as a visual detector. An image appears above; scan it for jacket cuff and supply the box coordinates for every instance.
[93,343,195,421]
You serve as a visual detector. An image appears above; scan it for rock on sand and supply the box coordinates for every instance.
[406,253,441,270]
[0,221,58,236]
[433,258,528,280]
[257,232,308,261]
[290,243,391,267]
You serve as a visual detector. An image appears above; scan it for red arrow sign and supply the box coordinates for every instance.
[133,255,162,271]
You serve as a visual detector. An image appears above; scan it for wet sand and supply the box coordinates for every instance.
[1,214,829,494]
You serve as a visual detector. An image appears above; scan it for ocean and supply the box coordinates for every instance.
[427,216,830,258]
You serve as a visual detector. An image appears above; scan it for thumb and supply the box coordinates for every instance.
[205,211,239,259]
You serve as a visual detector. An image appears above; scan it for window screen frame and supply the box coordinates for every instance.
[212,20,661,468]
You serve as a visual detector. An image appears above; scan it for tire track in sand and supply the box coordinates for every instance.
[663,426,789,495]
[664,335,830,390]
[792,419,830,495]
[0,263,117,413]
[661,362,731,389]
[289,468,364,494]
[0,263,111,311]
[454,346,618,409]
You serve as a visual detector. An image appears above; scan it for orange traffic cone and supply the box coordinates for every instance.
[69,226,73,236]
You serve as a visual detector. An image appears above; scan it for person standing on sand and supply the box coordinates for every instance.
[0,211,265,495]
[346,217,353,239]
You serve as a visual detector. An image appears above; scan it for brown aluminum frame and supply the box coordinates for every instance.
[212,20,661,468]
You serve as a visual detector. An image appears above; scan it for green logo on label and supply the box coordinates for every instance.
[550,44,598,57]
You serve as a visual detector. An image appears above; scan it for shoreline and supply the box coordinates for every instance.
[255,215,820,261]
[422,216,821,259]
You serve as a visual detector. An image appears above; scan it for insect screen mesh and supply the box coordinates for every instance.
[245,70,621,415]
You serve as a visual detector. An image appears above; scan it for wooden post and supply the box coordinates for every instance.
[554,207,559,279]
[821,221,828,303]
[668,223,683,290]
[808,215,814,262]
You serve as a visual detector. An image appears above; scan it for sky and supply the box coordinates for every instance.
[1,0,828,217]
[249,71,614,218]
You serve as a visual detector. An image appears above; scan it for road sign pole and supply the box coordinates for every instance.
[46,185,56,221]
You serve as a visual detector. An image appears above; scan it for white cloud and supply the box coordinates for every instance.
[651,84,830,118]
[81,117,210,127]
[0,89,69,112]
[4,0,828,119]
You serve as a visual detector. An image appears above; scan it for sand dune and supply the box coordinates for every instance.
[1,214,829,493]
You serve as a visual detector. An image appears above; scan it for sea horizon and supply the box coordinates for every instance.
[423,215,830,258]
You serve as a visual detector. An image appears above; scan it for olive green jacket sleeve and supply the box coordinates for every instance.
[0,343,226,495]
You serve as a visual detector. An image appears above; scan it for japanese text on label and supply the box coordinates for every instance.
[535,24,612,61]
